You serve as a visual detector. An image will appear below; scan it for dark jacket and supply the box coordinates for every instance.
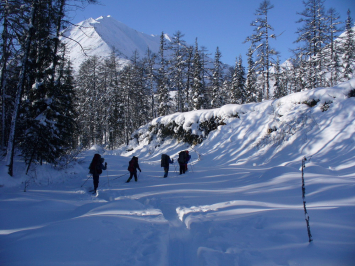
[128,157,141,173]
[89,155,107,176]
[161,154,174,168]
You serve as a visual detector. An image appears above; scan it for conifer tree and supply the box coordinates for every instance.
[56,57,77,151]
[169,31,187,113]
[210,47,224,108]
[76,56,101,147]
[0,0,13,151]
[244,0,278,100]
[105,52,125,148]
[294,0,328,89]
[200,45,211,109]
[273,57,287,99]
[101,50,121,148]
[5,0,38,175]
[230,55,246,104]
[245,47,257,103]
[184,45,194,111]
[144,48,156,118]
[15,0,80,171]
[191,40,205,110]
[3,0,97,175]
[157,32,171,116]
[342,9,355,81]
[325,8,343,86]
[132,51,150,128]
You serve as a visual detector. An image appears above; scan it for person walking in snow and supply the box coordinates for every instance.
[178,150,187,175]
[161,154,174,178]
[178,150,191,174]
[126,156,141,183]
[89,154,107,193]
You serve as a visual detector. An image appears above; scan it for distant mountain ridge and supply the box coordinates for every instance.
[61,16,168,71]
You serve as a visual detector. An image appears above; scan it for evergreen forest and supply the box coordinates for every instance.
[1,0,354,176]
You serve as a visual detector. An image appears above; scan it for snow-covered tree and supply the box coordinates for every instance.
[273,57,287,99]
[169,31,187,113]
[2,0,97,176]
[210,47,224,108]
[294,0,329,89]
[76,56,101,147]
[191,40,206,110]
[230,55,246,104]
[325,8,343,87]
[245,47,257,103]
[144,48,157,118]
[184,45,194,111]
[157,32,171,117]
[103,51,125,149]
[342,9,355,81]
[244,0,278,100]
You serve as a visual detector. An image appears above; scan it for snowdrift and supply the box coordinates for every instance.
[123,79,355,172]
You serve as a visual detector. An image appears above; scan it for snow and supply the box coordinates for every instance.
[60,16,168,72]
[1,80,355,265]
[61,16,220,74]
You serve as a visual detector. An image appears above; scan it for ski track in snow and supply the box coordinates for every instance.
[1,154,355,266]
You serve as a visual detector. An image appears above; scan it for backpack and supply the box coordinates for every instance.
[161,154,170,167]
[128,158,136,172]
[89,154,102,175]
[178,151,187,164]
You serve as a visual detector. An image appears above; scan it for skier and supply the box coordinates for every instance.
[126,156,141,183]
[89,154,107,193]
[161,154,174,178]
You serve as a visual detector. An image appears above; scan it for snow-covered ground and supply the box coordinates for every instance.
[1,80,355,266]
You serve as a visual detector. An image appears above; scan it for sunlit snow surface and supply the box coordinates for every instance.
[1,80,355,265]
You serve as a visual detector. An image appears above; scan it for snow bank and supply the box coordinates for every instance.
[125,79,355,171]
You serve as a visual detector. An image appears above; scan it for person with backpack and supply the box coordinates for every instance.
[89,154,107,193]
[126,156,141,183]
[178,150,191,174]
[178,150,187,175]
[161,154,174,178]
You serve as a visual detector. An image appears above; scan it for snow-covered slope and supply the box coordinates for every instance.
[123,79,355,172]
[61,16,164,71]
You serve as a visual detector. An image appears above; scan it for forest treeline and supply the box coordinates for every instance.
[0,0,97,175]
[0,0,354,176]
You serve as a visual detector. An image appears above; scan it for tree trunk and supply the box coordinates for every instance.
[6,2,37,176]
[1,0,10,151]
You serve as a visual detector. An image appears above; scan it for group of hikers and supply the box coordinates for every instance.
[161,150,191,177]
[88,150,191,193]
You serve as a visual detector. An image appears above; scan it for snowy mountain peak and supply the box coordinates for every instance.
[61,16,167,71]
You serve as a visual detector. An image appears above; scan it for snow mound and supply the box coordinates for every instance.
[123,79,355,172]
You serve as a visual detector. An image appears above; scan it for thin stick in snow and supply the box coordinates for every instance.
[302,156,313,243]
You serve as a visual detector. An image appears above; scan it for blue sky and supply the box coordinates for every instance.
[69,0,355,66]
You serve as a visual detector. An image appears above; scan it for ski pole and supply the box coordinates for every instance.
[190,164,194,173]
[110,172,129,181]
[81,174,91,187]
